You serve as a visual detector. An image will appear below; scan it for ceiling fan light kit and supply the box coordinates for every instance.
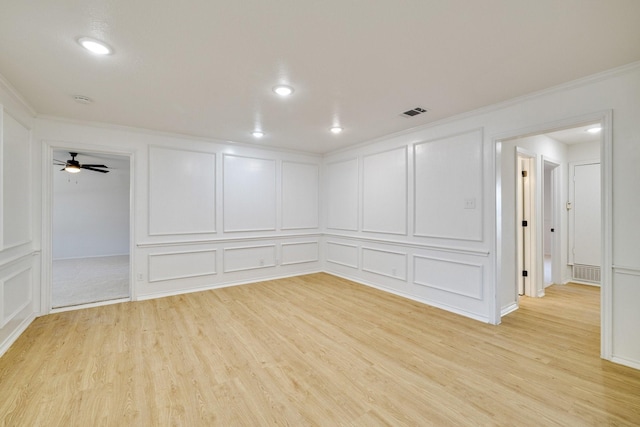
[54,152,110,174]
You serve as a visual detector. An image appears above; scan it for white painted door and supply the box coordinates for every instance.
[572,163,601,266]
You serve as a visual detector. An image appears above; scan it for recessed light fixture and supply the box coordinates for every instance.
[587,126,602,134]
[272,85,294,96]
[330,126,343,134]
[77,37,113,55]
[252,130,264,138]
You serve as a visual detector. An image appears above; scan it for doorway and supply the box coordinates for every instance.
[49,148,133,309]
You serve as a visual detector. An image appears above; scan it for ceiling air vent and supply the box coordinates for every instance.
[401,107,428,118]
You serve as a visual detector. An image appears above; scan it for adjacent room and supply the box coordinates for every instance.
[1,1,640,425]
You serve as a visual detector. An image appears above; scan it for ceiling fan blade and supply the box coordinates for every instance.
[53,161,66,166]
[82,166,109,173]
[60,167,66,171]
[81,164,108,168]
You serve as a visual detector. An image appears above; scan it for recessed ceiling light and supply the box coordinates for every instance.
[587,126,602,134]
[272,85,294,96]
[77,37,113,55]
[252,130,264,138]
[330,126,343,134]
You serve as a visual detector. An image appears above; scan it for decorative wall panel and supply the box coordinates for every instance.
[281,241,319,266]
[414,129,483,241]
[326,241,358,269]
[223,155,276,232]
[282,161,319,230]
[326,158,358,231]
[223,245,276,272]
[2,111,31,249]
[363,147,407,235]
[148,249,216,282]
[413,255,483,300]
[1,268,31,328]
[149,147,216,235]
[362,247,407,280]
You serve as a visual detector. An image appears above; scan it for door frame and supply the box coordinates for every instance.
[493,109,613,360]
[542,157,561,288]
[41,141,136,313]
[516,148,536,297]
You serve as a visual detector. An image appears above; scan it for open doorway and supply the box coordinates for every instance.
[51,150,131,308]
[499,120,604,312]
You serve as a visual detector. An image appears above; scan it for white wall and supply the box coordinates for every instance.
[0,78,38,356]
[35,118,323,303]
[323,63,640,369]
[53,153,130,259]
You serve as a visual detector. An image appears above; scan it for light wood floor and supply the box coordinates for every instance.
[1,273,639,426]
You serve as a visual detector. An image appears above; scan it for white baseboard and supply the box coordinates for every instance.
[501,303,518,317]
[611,356,640,371]
[0,313,36,358]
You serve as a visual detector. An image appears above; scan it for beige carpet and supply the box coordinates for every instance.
[52,255,129,308]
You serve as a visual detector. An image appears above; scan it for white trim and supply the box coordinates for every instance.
[0,73,37,117]
[0,267,32,328]
[412,254,484,300]
[0,313,36,358]
[147,249,217,283]
[136,233,323,248]
[361,246,408,281]
[222,244,277,273]
[501,302,518,317]
[280,241,320,266]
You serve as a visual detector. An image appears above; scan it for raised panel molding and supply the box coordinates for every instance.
[223,245,276,273]
[326,158,359,231]
[326,241,358,269]
[413,255,483,300]
[362,147,407,235]
[362,247,407,281]
[281,241,319,266]
[413,129,483,241]
[223,154,276,232]
[148,249,217,283]
[148,146,216,235]
[1,267,32,328]
[282,161,319,230]
[2,110,31,249]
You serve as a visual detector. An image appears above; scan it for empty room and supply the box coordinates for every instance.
[1,1,640,425]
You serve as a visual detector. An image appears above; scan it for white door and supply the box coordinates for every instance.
[572,163,601,267]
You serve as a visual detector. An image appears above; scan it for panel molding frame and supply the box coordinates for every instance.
[326,157,359,232]
[222,153,277,233]
[361,146,408,236]
[413,254,484,300]
[147,249,217,283]
[137,232,322,248]
[148,145,217,236]
[0,266,32,328]
[222,244,277,273]
[326,241,359,269]
[281,241,320,266]
[412,128,484,242]
[281,160,320,231]
[361,246,408,281]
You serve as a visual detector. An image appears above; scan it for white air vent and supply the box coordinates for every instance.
[401,107,428,117]
[573,264,601,283]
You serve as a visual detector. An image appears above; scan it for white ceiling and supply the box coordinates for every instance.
[2,1,640,154]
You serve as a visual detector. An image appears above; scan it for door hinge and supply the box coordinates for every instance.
[522,270,528,277]
[522,170,528,177]
[522,220,528,227]
[551,228,554,232]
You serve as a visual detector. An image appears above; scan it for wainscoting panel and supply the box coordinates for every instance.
[326,158,358,231]
[148,249,217,282]
[281,241,319,266]
[148,146,216,235]
[223,245,277,272]
[223,155,277,232]
[414,129,483,241]
[326,241,358,269]
[282,162,319,230]
[612,268,640,366]
[362,247,407,281]
[362,147,407,235]
[1,267,31,328]
[2,110,31,249]
[413,255,483,300]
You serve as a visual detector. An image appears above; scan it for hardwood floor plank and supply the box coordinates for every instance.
[1,273,639,426]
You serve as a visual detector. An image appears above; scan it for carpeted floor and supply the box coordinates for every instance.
[52,255,130,308]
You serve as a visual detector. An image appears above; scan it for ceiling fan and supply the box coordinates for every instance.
[54,152,110,174]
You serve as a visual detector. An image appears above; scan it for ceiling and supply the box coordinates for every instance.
[2,1,640,154]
